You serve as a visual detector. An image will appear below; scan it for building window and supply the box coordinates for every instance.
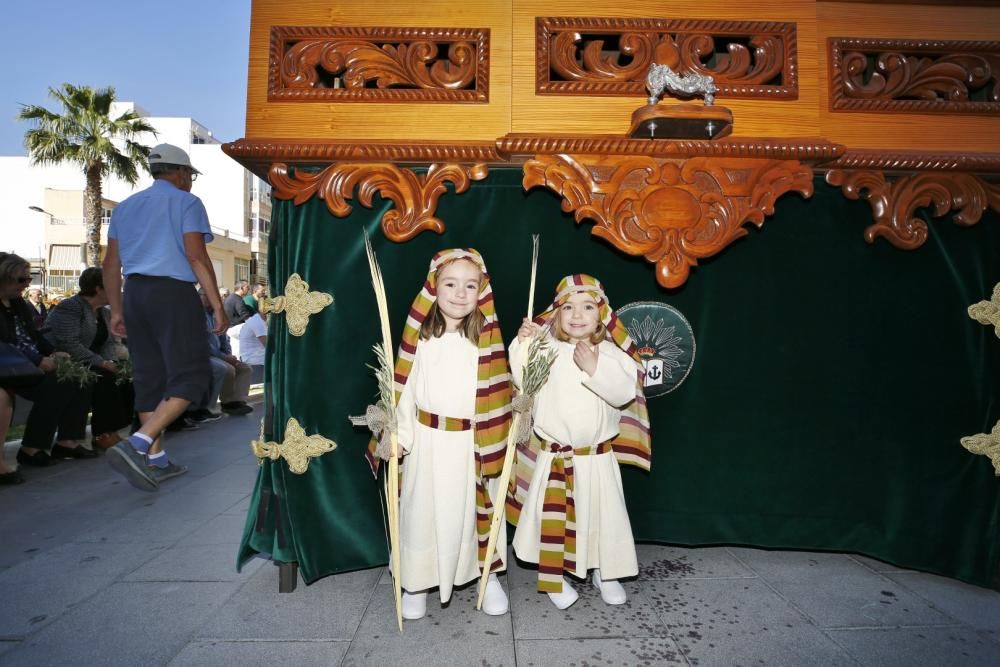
[102,207,113,225]
[234,258,251,284]
[47,269,82,294]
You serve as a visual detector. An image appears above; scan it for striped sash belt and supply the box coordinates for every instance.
[416,407,472,431]
[537,437,612,593]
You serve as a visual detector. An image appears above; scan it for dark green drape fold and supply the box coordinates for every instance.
[239,168,1000,589]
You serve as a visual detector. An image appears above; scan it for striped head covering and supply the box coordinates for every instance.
[366,248,512,574]
[533,274,651,470]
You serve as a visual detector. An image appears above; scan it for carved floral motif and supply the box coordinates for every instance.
[524,154,814,288]
[537,17,797,99]
[269,162,489,241]
[825,170,1000,249]
[269,26,489,102]
[830,38,1000,113]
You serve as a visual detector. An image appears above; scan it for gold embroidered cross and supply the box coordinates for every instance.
[251,417,337,474]
[968,283,1000,339]
[961,421,1000,477]
[260,273,333,336]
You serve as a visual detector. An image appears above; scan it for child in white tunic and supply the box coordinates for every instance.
[372,248,512,621]
[508,274,651,610]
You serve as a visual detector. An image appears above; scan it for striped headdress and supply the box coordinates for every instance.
[533,274,651,470]
[367,248,512,573]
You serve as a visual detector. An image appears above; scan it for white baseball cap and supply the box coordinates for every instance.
[148,143,201,174]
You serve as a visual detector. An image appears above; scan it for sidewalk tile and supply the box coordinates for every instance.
[0,541,169,635]
[828,627,1000,666]
[645,579,855,664]
[125,543,264,582]
[888,571,1000,632]
[516,637,685,665]
[0,581,239,667]
[168,639,349,666]
[637,544,755,580]
[197,563,380,640]
[73,508,218,545]
[508,558,669,640]
[182,513,249,546]
[343,580,514,667]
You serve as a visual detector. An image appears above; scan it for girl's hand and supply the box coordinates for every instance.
[38,356,57,373]
[573,341,598,376]
[517,317,539,343]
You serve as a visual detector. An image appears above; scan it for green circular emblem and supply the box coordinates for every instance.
[616,301,696,397]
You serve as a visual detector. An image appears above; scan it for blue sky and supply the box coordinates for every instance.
[1,0,251,155]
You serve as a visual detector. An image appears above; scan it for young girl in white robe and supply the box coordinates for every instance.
[508,274,651,610]
[368,248,512,620]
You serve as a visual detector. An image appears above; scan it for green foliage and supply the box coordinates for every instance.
[18,84,156,182]
[114,357,133,386]
[54,356,98,388]
[522,330,558,397]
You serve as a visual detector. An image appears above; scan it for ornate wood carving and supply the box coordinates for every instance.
[537,17,798,100]
[824,150,1000,172]
[269,26,489,102]
[829,38,1000,113]
[269,162,489,241]
[826,170,1000,249]
[500,136,842,161]
[524,155,814,288]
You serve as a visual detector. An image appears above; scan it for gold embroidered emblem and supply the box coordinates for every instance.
[251,417,337,474]
[961,421,1000,476]
[260,273,333,336]
[968,283,1000,338]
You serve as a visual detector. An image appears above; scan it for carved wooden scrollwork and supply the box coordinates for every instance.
[829,38,1000,113]
[524,154,813,288]
[269,162,489,241]
[269,26,489,102]
[825,170,1000,249]
[537,17,798,99]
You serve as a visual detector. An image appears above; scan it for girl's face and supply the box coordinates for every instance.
[558,292,600,342]
[436,259,482,331]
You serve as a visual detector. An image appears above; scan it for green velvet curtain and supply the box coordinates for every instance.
[239,168,1000,589]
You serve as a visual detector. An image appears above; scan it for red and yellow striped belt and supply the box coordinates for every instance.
[416,407,472,432]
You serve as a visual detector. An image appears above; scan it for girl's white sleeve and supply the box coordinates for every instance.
[583,345,639,408]
[508,337,524,389]
[395,353,418,453]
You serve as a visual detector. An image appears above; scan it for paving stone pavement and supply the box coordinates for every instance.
[2,412,999,666]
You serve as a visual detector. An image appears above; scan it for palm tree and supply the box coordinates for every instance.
[19,84,157,267]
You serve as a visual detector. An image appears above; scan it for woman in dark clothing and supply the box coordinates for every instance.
[0,252,91,471]
[45,267,134,450]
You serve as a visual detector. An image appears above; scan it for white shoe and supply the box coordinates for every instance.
[481,573,509,616]
[401,590,427,620]
[592,569,627,605]
[546,577,579,610]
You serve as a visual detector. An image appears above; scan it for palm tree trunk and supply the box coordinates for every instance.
[84,162,103,267]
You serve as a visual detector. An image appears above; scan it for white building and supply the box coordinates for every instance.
[0,102,270,294]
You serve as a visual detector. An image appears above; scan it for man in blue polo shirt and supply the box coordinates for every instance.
[103,143,228,491]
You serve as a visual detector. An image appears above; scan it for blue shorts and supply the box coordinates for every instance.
[123,275,210,412]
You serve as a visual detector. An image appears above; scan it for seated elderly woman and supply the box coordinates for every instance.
[0,252,91,475]
[45,267,134,450]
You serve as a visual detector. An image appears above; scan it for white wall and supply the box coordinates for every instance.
[1,101,263,264]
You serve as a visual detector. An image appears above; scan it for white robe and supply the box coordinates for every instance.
[510,336,640,581]
[395,332,507,602]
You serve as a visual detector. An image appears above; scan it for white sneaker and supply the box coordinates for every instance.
[481,573,509,616]
[546,577,579,610]
[402,590,427,620]
[592,569,627,605]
